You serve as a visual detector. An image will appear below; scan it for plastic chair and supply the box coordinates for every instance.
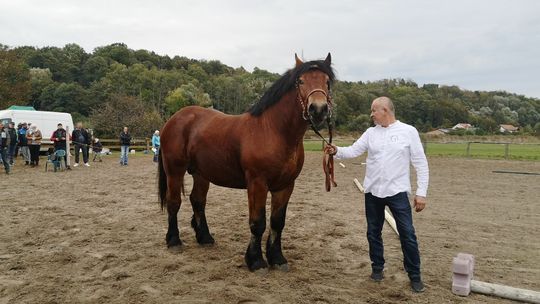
[45,149,66,172]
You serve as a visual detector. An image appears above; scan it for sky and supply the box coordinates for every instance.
[1,0,539,98]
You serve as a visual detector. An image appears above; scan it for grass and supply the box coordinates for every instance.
[303,140,540,160]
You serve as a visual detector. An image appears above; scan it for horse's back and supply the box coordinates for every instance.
[162,106,248,188]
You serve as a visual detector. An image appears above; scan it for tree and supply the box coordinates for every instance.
[0,49,31,108]
[164,83,211,115]
[90,94,163,138]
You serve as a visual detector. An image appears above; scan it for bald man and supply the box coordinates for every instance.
[326,96,429,293]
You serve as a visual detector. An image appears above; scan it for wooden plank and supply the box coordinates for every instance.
[471,280,540,304]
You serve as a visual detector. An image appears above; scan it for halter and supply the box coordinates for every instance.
[295,78,337,192]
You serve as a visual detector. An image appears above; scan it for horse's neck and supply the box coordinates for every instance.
[259,90,308,144]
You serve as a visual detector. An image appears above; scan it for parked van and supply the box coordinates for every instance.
[0,109,74,145]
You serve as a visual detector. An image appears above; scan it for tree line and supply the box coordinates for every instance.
[1,42,539,137]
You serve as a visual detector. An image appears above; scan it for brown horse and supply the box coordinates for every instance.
[158,53,335,272]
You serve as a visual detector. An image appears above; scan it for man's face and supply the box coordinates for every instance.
[57,125,63,130]
[0,123,4,129]
[124,127,128,132]
[370,102,386,126]
[77,123,82,129]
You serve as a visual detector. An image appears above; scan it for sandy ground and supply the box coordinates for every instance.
[1,152,539,304]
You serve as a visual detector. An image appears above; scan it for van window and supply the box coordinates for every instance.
[0,118,12,125]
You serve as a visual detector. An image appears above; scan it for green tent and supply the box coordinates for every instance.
[7,105,36,111]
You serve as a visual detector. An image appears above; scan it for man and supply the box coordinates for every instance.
[50,123,70,170]
[7,122,18,165]
[325,96,429,293]
[72,122,91,167]
[18,122,30,165]
[119,126,131,166]
[0,122,11,174]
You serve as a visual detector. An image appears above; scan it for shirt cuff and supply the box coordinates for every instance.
[415,189,427,197]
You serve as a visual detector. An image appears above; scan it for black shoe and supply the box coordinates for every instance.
[410,280,425,293]
[370,270,384,282]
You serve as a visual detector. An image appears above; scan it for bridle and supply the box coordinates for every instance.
[295,78,337,192]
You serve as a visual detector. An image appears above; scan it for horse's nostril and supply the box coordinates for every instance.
[321,103,328,113]
[308,104,317,114]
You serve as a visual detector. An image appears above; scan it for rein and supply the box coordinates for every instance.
[296,82,337,192]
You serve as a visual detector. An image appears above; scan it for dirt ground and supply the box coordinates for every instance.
[1,152,539,304]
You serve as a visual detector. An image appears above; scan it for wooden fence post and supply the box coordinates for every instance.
[466,142,471,157]
[504,143,509,159]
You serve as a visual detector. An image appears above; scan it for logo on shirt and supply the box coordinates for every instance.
[390,135,398,142]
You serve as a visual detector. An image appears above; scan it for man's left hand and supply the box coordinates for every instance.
[413,196,427,212]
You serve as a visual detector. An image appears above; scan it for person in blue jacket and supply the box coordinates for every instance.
[151,130,160,163]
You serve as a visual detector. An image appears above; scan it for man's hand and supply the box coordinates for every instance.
[413,195,427,212]
[324,144,337,155]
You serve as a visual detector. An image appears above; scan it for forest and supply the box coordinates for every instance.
[1,42,539,137]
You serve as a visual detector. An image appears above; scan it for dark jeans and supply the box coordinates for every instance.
[8,144,17,164]
[365,192,421,281]
[1,147,9,172]
[74,144,88,164]
[29,144,40,165]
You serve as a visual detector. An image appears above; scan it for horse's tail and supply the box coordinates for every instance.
[158,149,167,211]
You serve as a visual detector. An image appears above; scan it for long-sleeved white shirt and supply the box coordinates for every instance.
[336,120,429,198]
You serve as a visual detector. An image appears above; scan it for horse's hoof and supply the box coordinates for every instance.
[253,267,269,276]
[198,235,215,246]
[272,263,289,272]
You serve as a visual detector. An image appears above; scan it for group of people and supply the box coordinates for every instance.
[0,121,106,174]
[1,121,44,174]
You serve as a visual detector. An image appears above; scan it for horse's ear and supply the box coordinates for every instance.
[324,52,332,66]
[295,53,303,67]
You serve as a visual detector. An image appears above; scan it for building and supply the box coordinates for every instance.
[499,124,519,133]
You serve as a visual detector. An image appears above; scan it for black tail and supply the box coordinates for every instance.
[158,149,167,210]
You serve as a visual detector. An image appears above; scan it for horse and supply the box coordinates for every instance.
[158,53,335,272]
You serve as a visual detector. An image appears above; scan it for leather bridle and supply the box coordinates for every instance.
[295,79,337,192]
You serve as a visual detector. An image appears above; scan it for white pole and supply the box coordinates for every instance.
[471,280,540,304]
[384,208,399,236]
[339,162,345,168]
[353,178,365,192]
[66,126,71,168]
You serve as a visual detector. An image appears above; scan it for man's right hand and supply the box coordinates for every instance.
[324,144,337,155]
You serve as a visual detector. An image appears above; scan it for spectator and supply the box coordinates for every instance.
[119,127,131,166]
[26,125,43,167]
[72,122,91,167]
[18,122,30,165]
[151,130,160,162]
[7,122,18,165]
[50,123,70,170]
[92,138,103,162]
[0,122,11,174]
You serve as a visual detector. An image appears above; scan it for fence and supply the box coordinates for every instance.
[303,139,540,160]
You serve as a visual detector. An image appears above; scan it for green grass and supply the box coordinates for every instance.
[426,143,540,160]
[304,140,540,160]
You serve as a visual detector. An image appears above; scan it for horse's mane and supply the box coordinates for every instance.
[248,60,335,116]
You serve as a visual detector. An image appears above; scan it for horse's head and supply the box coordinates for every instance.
[295,53,333,126]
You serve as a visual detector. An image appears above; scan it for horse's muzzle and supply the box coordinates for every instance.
[308,102,329,125]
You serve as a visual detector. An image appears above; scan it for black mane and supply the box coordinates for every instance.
[248,60,335,116]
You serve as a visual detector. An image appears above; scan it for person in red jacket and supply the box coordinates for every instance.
[50,123,71,170]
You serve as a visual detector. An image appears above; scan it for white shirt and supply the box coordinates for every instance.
[336,120,429,198]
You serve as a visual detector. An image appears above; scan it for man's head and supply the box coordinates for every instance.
[154,130,159,136]
[76,122,83,129]
[8,122,15,128]
[123,126,128,133]
[57,123,63,129]
[0,122,3,129]
[370,96,396,127]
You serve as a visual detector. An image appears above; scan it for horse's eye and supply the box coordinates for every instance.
[298,79,304,85]
[327,80,331,89]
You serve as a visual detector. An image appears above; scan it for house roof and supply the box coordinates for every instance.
[499,124,519,131]
[452,123,472,129]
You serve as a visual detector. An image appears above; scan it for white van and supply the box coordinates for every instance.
[0,109,74,145]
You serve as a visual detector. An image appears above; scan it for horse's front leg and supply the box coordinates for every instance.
[266,182,294,271]
[245,177,268,272]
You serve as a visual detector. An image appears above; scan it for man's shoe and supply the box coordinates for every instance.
[73,163,79,167]
[370,270,384,282]
[84,163,90,167]
[411,280,425,293]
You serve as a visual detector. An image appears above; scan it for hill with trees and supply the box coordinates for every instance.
[1,43,539,137]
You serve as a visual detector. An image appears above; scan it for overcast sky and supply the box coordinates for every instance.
[1,0,539,98]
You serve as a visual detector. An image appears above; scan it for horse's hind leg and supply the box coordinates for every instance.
[190,174,215,245]
[165,169,186,248]
[266,183,294,271]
